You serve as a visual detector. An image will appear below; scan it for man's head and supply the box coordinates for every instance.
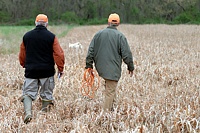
[108,13,120,26]
[35,14,48,27]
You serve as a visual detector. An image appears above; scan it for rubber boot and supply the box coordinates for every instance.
[22,95,32,124]
[41,100,53,112]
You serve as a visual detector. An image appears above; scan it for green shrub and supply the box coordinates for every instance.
[0,11,10,23]
[16,19,35,26]
[142,18,166,24]
[84,18,107,25]
[61,11,79,24]
[174,13,192,24]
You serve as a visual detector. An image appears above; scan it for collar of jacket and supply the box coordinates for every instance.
[35,25,47,30]
[107,26,117,30]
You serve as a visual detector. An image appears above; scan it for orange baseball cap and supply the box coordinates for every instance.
[35,14,48,23]
[108,13,120,24]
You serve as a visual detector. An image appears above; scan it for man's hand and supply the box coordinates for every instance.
[128,70,134,77]
[58,72,64,79]
[87,68,94,76]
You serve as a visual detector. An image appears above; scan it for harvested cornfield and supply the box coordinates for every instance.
[0,24,199,133]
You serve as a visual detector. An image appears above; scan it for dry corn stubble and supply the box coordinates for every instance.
[0,24,199,132]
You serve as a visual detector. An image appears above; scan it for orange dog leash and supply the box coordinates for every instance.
[80,68,100,99]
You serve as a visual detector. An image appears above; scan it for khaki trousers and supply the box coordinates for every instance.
[103,79,118,111]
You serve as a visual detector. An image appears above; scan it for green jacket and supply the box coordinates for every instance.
[86,26,134,81]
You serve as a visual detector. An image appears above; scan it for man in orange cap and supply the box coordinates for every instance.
[19,14,65,124]
[85,13,134,111]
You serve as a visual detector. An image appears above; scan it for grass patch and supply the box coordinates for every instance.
[49,24,75,38]
[0,26,32,54]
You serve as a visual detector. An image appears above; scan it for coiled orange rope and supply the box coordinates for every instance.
[80,68,100,99]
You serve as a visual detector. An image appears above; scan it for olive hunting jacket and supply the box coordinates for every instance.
[86,26,134,81]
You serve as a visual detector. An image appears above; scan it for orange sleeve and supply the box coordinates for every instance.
[53,37,65,72]
[19,42,26,68]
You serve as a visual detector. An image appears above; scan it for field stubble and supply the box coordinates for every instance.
[0,24,199,132]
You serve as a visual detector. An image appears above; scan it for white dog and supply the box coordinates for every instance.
[69,42,83,49]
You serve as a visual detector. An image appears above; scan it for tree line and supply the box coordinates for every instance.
[0,0,200,25]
